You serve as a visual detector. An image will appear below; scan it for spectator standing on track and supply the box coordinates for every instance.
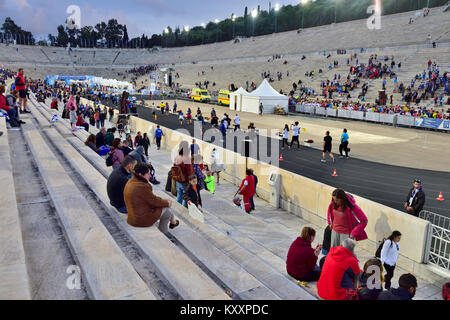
[107,156,137,214]
[124,163,179,232]
[289,122,301,149]
[281,125,290,150]
[220,120,227,140]
[327,189,368,248]
[178,110,184,126]
[378,273,417,300]
[322,131,335,163]
[339,129,350,159]
[380,231,401,290]
[155,125,164,150]
[286,227,323,282]
[404,179,425,217]
[234,114,241,131]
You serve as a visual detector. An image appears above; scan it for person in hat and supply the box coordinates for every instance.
[404,179,425,217]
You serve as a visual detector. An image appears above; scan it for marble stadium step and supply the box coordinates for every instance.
[28,102,233,300]
[0,118,32,300]
[33,97,317,300]
[23,115,156,300]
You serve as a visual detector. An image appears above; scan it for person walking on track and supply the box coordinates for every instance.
[339,129,350,159]
[290,122,301,149]
[322,131,335,163]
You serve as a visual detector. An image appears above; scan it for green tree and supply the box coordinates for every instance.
[56,25,69,47]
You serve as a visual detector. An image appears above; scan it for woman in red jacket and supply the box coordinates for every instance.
[286,227,323,282]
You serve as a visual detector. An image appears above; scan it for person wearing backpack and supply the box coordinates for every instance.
[173,142,194,206]
[380,231,402,290]
[327,189,368,248]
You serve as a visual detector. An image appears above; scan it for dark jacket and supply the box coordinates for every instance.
[377,287,414,300]
[358,273,383,300]
[105,132,115,146]
[121,146,133,157]
[286,237,318,280]
[96,132,106,148]
[183,183,202,208]
[106,166,130,210]
[405,187,425,216]
[129,146,147,164]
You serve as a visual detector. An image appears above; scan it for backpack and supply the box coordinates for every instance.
[105,152,114,167]
[375,238,387,258]
[171,165,185,183]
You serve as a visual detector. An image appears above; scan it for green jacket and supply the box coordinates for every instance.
[105,132,115,146]
[204,176,215,194]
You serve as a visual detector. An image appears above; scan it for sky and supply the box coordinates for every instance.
[0,0,303,40]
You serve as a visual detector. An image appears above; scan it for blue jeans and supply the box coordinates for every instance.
[250,196,255,211]
[117,206,127,214]
[176,182,187,206]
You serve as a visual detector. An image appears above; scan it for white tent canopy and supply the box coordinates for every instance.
[241,79,289,114]
[229,87,249,112]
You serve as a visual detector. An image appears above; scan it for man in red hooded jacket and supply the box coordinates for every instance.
[238,169,255,214]
[317,238,361,300]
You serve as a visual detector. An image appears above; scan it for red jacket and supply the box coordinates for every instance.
[286,237,318,279]
[327,193,368,241]
[15,74,26,91]
[239,175,255,198]
[0,94,10,112]
[317,246,361,300]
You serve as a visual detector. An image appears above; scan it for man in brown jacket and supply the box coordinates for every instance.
[124,163,179,232]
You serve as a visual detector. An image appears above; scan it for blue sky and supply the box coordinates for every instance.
[0,0,302,40]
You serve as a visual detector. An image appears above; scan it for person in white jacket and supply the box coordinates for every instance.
[381,231,402,290]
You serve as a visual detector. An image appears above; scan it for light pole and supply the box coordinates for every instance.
[274,3,280,33]
[201,23,205,44]
[251,9,258,36]
[300,0,310,29]
[164,28,169,47]
[215,19,220,42]
[184,26,190,46]
[232,14,236,39]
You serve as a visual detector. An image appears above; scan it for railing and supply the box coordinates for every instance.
[295,103,450,132]
[420,210,450,271]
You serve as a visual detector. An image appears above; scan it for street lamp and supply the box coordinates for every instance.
[215,19,220,42]
[201,23,205,44]
[184,26,190,46]
[164,28,169,47]
[232,14,236,39]
[274,3,280,33]
[300,0,310,29]
[251,9,258,36]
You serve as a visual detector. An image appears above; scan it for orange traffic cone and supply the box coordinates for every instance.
[279,155,284,161]
[332,169,338,177]
[436,192,445,201]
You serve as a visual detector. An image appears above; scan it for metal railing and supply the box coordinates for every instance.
[420,210,450,271]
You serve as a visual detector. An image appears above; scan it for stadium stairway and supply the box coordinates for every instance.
[28,96,316,300]
[0,117,32,300]
[32,96,447,300]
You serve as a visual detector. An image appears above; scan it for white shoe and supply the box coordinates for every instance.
[321,159,326,163]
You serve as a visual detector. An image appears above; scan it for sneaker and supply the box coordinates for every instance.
[19,110,24,114]
[169,220,180,230]
[332,158,335,163]
[321,159,326,163]
[19,120,26,124]
[0,131,3,137]
[339,156,344,159]
[346,156,350,159]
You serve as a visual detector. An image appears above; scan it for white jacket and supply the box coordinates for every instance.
[381,239,400,267]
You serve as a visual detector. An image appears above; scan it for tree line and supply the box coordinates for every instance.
[1,0,447,49]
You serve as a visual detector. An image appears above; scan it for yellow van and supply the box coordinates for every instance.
[218,90,230,106]
[191,88,211,103]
